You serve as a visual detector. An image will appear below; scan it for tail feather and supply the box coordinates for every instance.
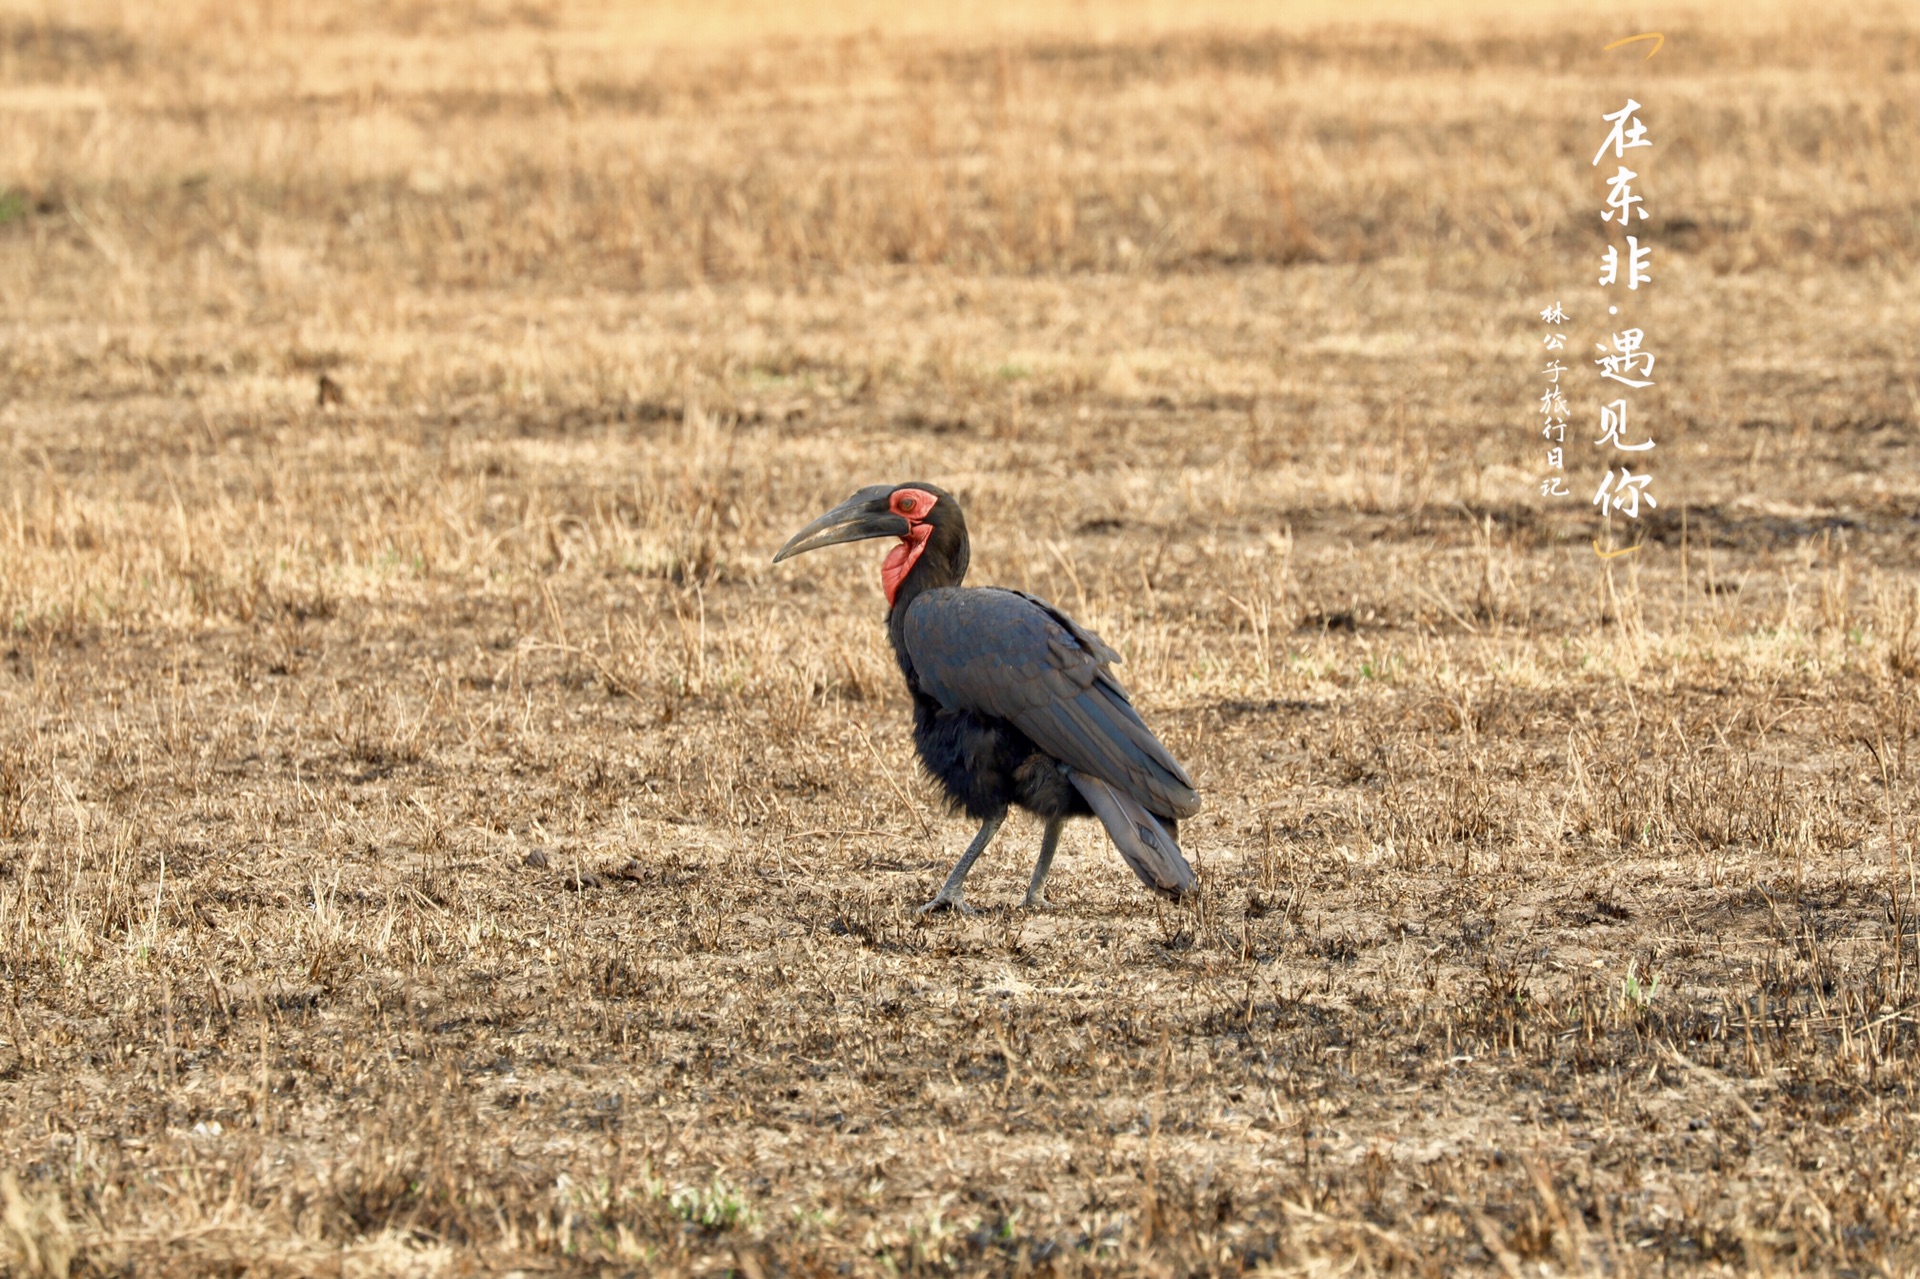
[1068,771,1195,899]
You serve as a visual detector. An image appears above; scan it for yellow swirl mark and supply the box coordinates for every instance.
[1602,33,1666,59]
[1593,539,1645,560]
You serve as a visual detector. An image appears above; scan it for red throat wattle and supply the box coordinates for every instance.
[881,524,933,607]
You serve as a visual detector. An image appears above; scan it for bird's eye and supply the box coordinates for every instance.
[898,497,916,513]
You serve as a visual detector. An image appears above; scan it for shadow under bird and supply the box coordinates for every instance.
[773,483,1199,912]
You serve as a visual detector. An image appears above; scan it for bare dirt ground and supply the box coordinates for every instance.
[3,2,1920,1273]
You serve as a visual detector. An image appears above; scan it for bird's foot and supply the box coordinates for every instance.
[1020,891,1053,911]
[915,891,978,917]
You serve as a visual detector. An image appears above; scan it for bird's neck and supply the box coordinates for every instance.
[884,525,969,653]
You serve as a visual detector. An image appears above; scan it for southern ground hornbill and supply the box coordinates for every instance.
[773,482,1199,913]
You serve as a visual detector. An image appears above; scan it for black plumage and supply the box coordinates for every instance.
[773,482,1199,912]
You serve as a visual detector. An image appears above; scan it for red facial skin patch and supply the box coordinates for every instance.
[880,488,939,606]
[888,488,939,521]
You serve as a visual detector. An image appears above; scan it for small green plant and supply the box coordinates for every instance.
[1618,958,1659,1014]
[0,191,28,226]
[670,1174,757,1231]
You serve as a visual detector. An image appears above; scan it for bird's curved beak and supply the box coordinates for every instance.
[772,486,910,563]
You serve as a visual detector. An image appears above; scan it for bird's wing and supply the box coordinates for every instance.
[902,587,1199,819]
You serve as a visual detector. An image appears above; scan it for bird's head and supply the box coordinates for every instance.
[772,482,968,608]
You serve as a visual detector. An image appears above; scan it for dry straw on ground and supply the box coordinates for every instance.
[2,0,1919,1273]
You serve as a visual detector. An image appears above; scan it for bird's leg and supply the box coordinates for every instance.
[1022,817,1065,910]
[917,813,1005,916]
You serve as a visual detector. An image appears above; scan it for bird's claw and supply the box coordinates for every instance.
[1021,892,1053,911]
[916,893,977,917]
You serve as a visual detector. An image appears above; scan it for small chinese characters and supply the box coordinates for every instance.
[1592,96,1657,519]
[1538,302,1570,497]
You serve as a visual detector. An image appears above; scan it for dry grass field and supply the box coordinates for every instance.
[3,0,1920,1273]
